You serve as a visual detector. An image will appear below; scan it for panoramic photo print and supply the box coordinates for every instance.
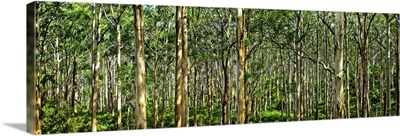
[27,1,400,135]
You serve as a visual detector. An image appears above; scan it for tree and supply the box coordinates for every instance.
[90,3,101,132]
[295,11,303,121]
[236,8,246,124]
[116,4,123,130]
[175,6,189,127]
[133,4,147,129]
[33,2,400,133]
[355,13,375,117]
[35,2,42,134]
[384,13,392,116]
[334,12,345,119]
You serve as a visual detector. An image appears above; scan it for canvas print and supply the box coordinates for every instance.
[27,1,400,135]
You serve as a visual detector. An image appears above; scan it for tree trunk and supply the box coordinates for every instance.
[324,12,330,120]
[236,8,246,124]
[194,63,198,126]
[105,58,109,112]
[153,57,159,128]
[175,6,186,127]
[182,6,189,127]
[344,14,350,118]
[35,3,41,133]
[222,60,230,125]
[334,12,345,119]
[91,4,100,132]
[207,61,212,125]
[116,4,123,130]
[315,14,320,120]
[160,60,169,128]
[71,50,77,117]
[384,14,392,116]
[358,13,373,117]
[134,5,147,129]
[295,11,303,121]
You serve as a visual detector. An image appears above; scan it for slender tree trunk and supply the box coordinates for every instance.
[287,51,292,121]
[133,5,147,129]
[222,60,230,125]
[160,23,171,128]
[334,12,345,119]
[236,8,246,124]
[200,69,205,109]
[280,47,286,121]
[384,14,392,116]
[344,14,350,118]
[358,13,373,117]
[295,11,302,121]
[194,63,198,126]
[315,14,320,120]
[182,6,189,127]
[207,61,212,125]
[116,5,122,130]
[105,58,109,112]
[175,6,185,127]
[71,50,77,117]
[35,3,41,133]
[324,12,329,120]
[91,4,100,132]
[160,60,169,128]
[221,9,232,125]
[153,57,159,128]
[54,37,60,114]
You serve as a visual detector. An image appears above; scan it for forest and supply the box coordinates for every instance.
[33,2,400,134]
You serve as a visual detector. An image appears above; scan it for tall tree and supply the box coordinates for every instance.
[236,8,246,124]
[133,5,147,129]
[116,4,123,130]
[334,12,345,119]
[174,6,188,127]
[182,6,189,127]
[295,11,303,121]
[35,2,42,134]
[355,13,375,117]
[90,3,101,132]
[384,14,392,116]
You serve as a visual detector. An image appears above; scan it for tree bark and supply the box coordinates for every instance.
[35,2,41,134]
[384,14,392,116]
[295,11,303,121]
[175,6,185,127]
[117,4,122,130]
[236,8,246,124]
[315,13,320,120]
[71,50,77,117]
[334,12,345,119]
[133,5,147,129]
[182,7,189,127]
[324,12,330,120]
[91,3,100,132]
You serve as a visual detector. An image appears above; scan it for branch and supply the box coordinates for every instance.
[97,25,112,45]
[287,45,334,74]
[301,51,334,74]
[366,13,376,37]
[102,4,116,27]
[319,14,335,35]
